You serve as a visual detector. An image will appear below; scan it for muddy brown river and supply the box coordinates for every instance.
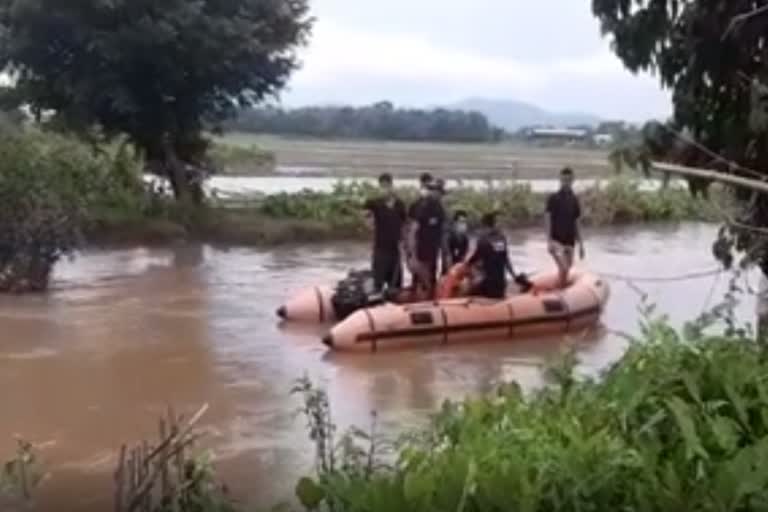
[0,223,759,511]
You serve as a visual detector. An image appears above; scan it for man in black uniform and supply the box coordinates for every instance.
[363,173,406,292]
[467,212,526,299]
[546,167,585,288]
[441,210,470,275]
[407,175,445,297]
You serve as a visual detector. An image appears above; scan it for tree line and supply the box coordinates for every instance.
[225,102,504,142]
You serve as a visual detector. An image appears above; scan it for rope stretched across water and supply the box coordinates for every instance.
[597,268,723,283]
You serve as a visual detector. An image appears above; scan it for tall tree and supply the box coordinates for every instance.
[0,0,312,202]
[592,0,768,277]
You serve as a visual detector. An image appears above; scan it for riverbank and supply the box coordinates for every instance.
[85,179,729,247]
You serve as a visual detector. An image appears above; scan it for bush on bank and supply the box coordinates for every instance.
[257,178,724,232]
[292,309,768,512]
[0,130,150,291]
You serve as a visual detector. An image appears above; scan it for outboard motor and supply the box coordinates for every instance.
[330,269,386,320]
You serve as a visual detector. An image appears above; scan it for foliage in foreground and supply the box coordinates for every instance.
[0,439,43,510]
[293,309,768,511]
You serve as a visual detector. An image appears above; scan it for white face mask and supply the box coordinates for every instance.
[419,188,430,197]
[455,222,468,234]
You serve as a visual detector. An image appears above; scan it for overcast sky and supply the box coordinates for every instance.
[279,0,672,122]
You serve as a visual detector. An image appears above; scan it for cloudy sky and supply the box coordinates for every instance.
[280,0,672,122]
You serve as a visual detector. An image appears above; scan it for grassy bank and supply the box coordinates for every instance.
[91,178,727,246]
[291,308,768,511]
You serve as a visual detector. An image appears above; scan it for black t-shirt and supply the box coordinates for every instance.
[546,188,581,246]
[409,197,445,259]
[469,228,509,298]
[446,231,469,263]
[364,196,406,252]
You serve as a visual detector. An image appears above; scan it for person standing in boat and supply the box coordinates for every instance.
[467,212,528,299]
[441,210,470,275]
[546,167,585,288]
[363,173,407,292]
[407,173,446,297]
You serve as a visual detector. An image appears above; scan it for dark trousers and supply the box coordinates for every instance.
[412,252,438,293]
[372,249,402,291]
[471,279,506,299]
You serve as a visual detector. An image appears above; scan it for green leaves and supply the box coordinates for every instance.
[294,315,768,512]
[295,477,325,510]
[0,0,313,199]
[594,0,768,276]
[666,396,708,461]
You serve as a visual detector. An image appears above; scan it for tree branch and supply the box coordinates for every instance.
[656,123,766,180]
[651,161,768,194]
[723,4,768,41]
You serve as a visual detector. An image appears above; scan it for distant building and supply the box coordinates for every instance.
[526,127,589,143]
[593,133,615,146]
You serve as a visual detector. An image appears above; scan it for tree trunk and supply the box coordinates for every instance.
[759,274,768,344]
[162,138,204,204]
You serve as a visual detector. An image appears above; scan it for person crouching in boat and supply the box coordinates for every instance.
[467,212,530,299]
[363,173,407,293]
[441,209,470,276]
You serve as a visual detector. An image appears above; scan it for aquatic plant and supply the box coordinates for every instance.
[0,439,43,509]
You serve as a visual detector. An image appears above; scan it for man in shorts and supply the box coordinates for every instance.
[546,167,585,288]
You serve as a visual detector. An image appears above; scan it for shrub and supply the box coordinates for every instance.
[0,131,145,292]
[292,307,768,511]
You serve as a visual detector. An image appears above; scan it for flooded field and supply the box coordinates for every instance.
[220,134,613,179]
[0,223,758,511]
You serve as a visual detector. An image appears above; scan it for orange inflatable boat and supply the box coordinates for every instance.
[277,269,423,323]
[320,269,609,352]
[277,285,336,323]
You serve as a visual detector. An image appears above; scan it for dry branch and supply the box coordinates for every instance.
[651,161,768,194]
[114,404,210,512]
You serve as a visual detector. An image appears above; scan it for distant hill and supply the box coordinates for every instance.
[451,98,602,131]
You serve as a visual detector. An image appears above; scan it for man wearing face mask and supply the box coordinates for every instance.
[442,210,470,275]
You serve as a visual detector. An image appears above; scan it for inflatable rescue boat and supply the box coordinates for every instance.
[321,269,609,352]
[276,269,414,323]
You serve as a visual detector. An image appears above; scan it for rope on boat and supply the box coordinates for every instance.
[598,268,723,283]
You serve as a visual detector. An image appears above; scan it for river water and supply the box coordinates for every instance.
[0,223,759,511]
